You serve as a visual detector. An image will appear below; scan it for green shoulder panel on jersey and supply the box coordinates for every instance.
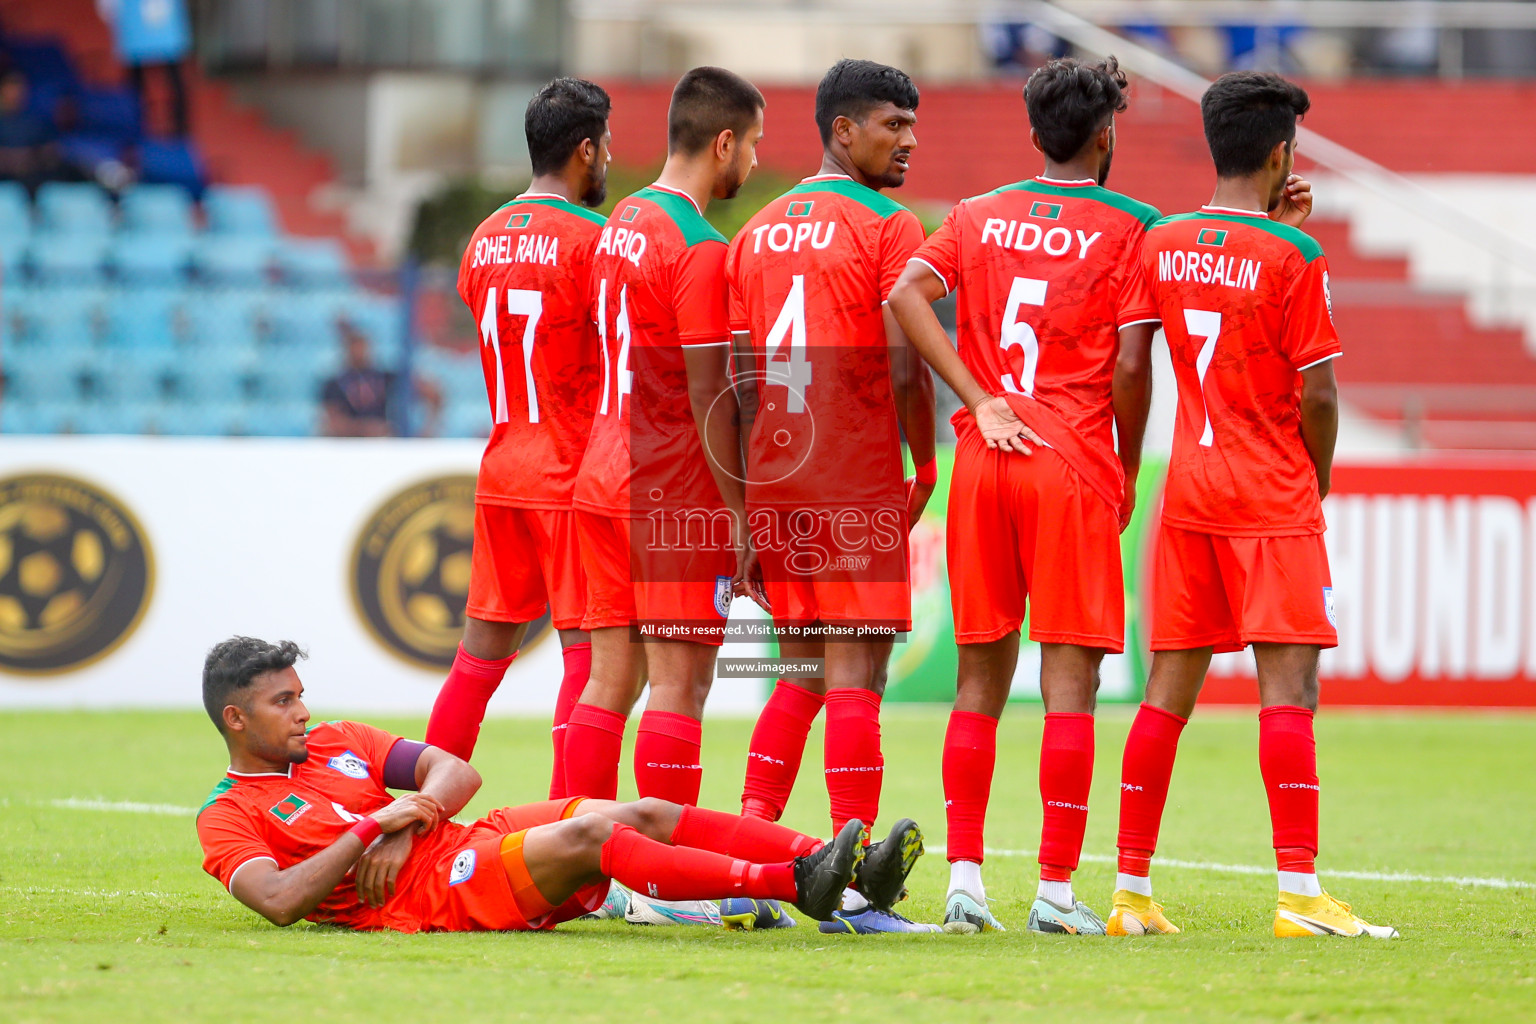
[782,178,911,220]
[493,196,608,227]
[1157,210,1325,262]
[197,777,235,819]
[635,187,728,247]
[980,180,1161,228]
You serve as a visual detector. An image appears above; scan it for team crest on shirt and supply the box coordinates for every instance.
[714,575,733,618]
[786,201,814,217]
[1196,228,1228,247]
[448,849,477,886]
[1028,201,1062,220]
[1323,587,1337,627]
[269,794,311,825]
[620,205,640,222]
[327,750,370,780]
[505,211,532,230]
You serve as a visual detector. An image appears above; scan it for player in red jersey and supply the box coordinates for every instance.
[562,70,764,843]
[724,59,936,934]
[197,637,896,932]
[1108,72,1396,940]
[423,80,610,797]
[889,57,1159,935]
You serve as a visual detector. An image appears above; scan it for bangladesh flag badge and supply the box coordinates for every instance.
[505,211,532,229]
[1028,201,1062,220]
[1197,227,1228,247]
[269,794,311,824]
[621,205,640,222]
[786,200,814,218]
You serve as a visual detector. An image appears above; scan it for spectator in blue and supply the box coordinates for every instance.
[98,0,192,137]
[321,318,442,437]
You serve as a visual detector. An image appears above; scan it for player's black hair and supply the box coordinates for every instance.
[202,636,306,734]
[1200,71,1311,177]
[1024,56,1129,163]
[814,59,920,146]
[667,66,765,156]
[525,77,611,176]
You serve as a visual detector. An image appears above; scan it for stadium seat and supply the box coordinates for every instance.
[242,400,319,438]
[341,294,406,364]
[0,233,28,281]
[0,400,76,435]
[252,345,341,402]
[0,182,32,238]
[36,182,113,236]
[441,400,490,439]
[76,401,159,436]
[10,288,103,348]
[4,347,91,402]
[28,235,111,284]
[417,347,486,405]
[275,239,350,289]
[204,186,278,236]
[87,349,177,403]
[139,140,208,196]
[264,293,344,348]
[155,403,239,437]
[108,236,194,286]
[171,347,256,404]
[76,87,143,144]
[102,288,185,348]
[181,289,264,349]
[191,238,274,286]
[120,184,196,236]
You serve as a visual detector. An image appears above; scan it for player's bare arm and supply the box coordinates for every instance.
[1298,358,1338,498]
[888,261,1041,454]
[230,791,444,926]
[1111,322,1156,528]
[885,306,938,525]
[356,745,482,906]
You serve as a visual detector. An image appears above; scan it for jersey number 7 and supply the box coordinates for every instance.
[480,286,544,424]
[1183,308,1221,447]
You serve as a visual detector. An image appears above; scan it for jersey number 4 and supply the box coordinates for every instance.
[765,274,813,413]
[1183,308,1221,447]
[480,286,543,424]
[1000,276,1047,396]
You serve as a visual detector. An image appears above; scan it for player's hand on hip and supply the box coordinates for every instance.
[356,829,413,908]
[1272,175,1313,227]
[905,476,934,529]
[733,542,772,614]
[374,792,445,835]
[972,396,1041,454]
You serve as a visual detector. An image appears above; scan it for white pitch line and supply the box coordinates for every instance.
[930,846,1536,891]
[1,885,184,901]
[47,798,195,817]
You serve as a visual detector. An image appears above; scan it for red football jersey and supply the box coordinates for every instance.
[458,193,606,508]
[574,185,731,518]
[911,177,1159,510]
[726,174,926,509]
[1143,206,1341,536]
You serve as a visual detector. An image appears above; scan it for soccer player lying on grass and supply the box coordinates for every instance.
[195,637,901,933]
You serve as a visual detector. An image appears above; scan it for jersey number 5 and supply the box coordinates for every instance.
[1183,308,1221,447]
[480,286,544,424]
[1000,277,1047,396]
[765,274,812,413]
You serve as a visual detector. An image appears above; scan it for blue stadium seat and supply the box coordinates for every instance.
[120,184,195,236]
[340,293,406,364]
[0,234,28,282]
[416,346,485,405]
[275,239,349,289]
[76,401,160,436]
[139,140,207,195]
[0,182,31,238]
[242,400,318,437]
[442,400,490,439]
[102,288,185,348]
[171,346,256,403]
[181,288,265,349]
[11,288,103,348]
[191,238,273,285]
[4,347,91,402]
[76,87,142,144]
[87,349,177,403]
[0,400,76,435]
[204,186,277,236]
[36,183,114,235]
[264,293,345,348]
[155,403,239,437]
[108,236,193,285]
[253,345,341,402]
[28,235,111,284]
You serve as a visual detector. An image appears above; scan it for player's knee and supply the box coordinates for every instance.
[629,796,680,838]
[568,812,619,852]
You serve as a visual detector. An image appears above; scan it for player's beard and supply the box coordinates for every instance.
[1098,146,1114,186]
[582,166,608,207]
[876,151,911,190]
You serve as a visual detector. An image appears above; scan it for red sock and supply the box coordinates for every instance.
[740,680,824,820]
[1038,711,1094,883]
[562,703,625,800]
[823,688,883,841]
[942,709,998,864]
[600,823,796,902]
[634,710,703,805]
[669,804,821,861]
[1259,705,1319,872]
[1116,702,1188,876]
[548,642,592,799]
[424,646,515,761]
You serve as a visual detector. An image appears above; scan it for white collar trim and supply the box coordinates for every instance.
[227,764,295,779]
[1201,205,1269,219]
[649,183,703,215]
[1036,176,1096,186]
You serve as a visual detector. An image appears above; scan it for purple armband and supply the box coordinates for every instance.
[383,739,429,790]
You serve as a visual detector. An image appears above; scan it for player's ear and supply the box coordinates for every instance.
[714,127,736,163]
[222,703,245,734]
[833,113,855,147]
[1028,127,1044,156]
[1268,138,1290,170]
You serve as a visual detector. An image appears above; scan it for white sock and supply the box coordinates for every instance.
[1116,872,1153,897]
[949,860,985,900]
[1037,879,1074,907]
[1278,871,1321,897]
[841,886,870,912]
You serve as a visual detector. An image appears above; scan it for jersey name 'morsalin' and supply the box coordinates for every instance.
[1158,249,1262,290]
[471,233,560,269]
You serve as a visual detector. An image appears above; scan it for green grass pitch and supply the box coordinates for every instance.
[2,707,1533,1022]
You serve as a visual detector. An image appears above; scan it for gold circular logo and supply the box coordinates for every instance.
[0,473,154,675]
[350,475,549,669]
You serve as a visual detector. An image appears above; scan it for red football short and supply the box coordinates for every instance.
[575,510,731,644]
[467,504,585,630]
[1149,525,1337,653]
[400,797,603,932]
[750,505,911,631]
[947,436,1124,650]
